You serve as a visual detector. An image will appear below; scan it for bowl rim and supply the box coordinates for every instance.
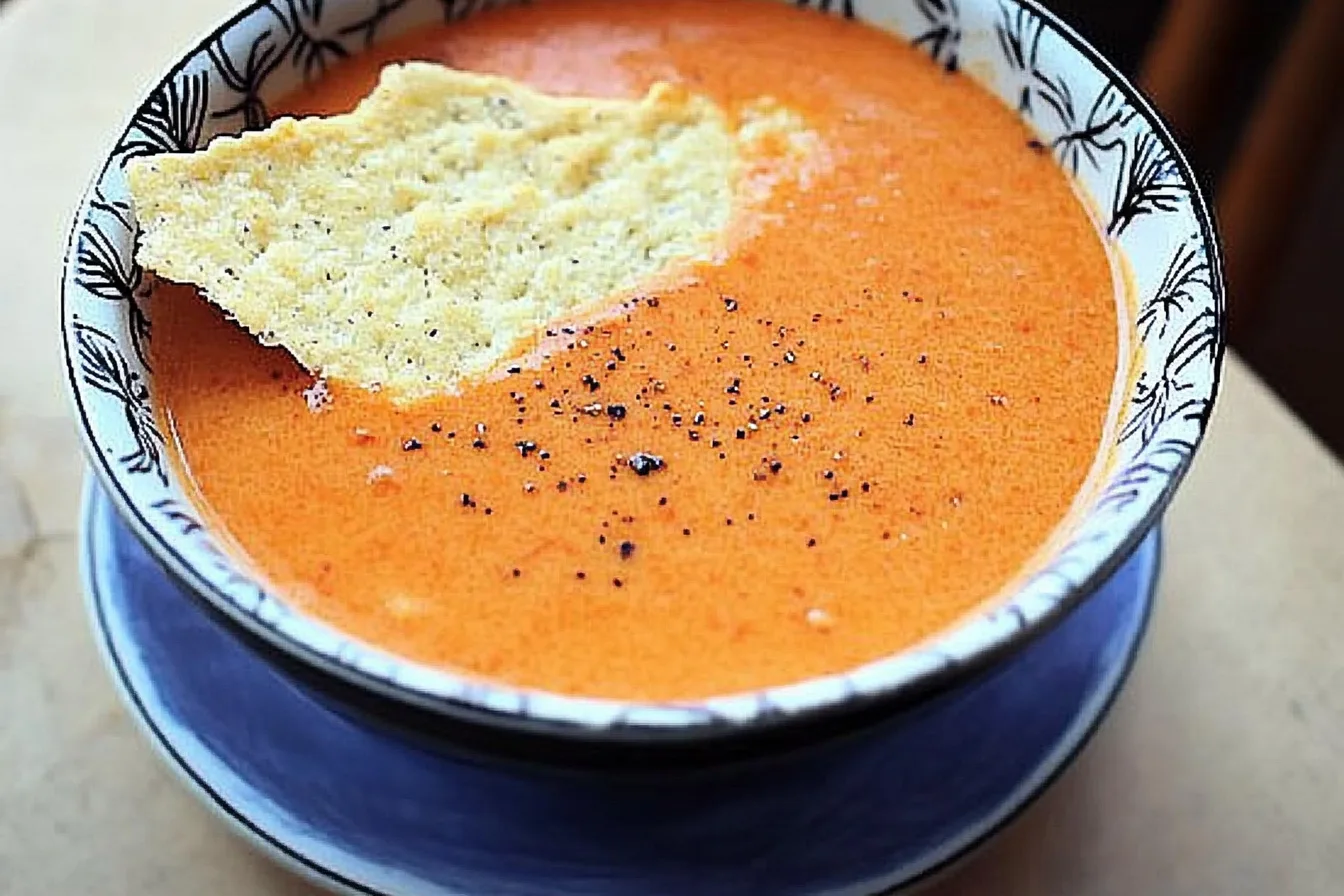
[60,0,1225,746]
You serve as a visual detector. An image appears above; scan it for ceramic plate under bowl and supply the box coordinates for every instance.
[83,479,1159,896]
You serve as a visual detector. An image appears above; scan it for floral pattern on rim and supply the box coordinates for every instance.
[795,0,857,18]
[60,0,1224,734]
[912,0,962,72]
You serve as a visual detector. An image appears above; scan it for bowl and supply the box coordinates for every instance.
[83,478,1161,892]
[61,0,1224,769]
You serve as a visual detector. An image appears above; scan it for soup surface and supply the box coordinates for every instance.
[151,0,1119,700]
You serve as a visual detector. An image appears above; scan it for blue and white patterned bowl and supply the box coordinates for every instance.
[60,0,1224,763]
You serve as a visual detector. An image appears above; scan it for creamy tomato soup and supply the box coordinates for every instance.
[150,0,1119,700]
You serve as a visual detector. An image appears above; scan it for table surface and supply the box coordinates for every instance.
[2,1,1342,893]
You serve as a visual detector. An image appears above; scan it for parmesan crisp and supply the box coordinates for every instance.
[127,63,810,399]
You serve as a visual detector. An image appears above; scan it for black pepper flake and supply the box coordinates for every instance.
[918,354,928,364]
[693,412,706,426]
[769,459,783,474]
[865,394,876,404]
[485,507,494,516]
[829,385,843,401]
[862,482,871,493]
[549,399,562,409]
[447,431,456,439]
[606,403,627,420]
[682,528,691,536]
[823,470,835,480]
[802,413,813,423]
[612,347,626,362]
[726,517,734,526]
[689,431,701,441]
[512,568,521,578]
[605,361,617,372]
[1026,138,1047,154]
[758,408,771,420]
[576,571,587,580]
[726,378,741,395]
[659,496,668,506]
[402,438,422,451]
[807,538,817,548]
[515,440,538,457]
[506,366,522,375]
[828,493,841,502]
[711,439,722,448]
[582,374,600,392]
[841,488,850,498]
[534,380,545,390]
[619,541,636,559]
[557,481,568,492]
[736,428,747,440]
[671,414,683,426]
[748,513,756,521]
[784,350,796,364]
[599,534,607,544]
[628,452,665,476]
[472,438,487,449]
[430,423,442,433]
[460,493,473,507]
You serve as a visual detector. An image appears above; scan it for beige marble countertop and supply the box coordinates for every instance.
[2,0,1343,893]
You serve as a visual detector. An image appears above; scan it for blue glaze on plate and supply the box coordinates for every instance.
[83,482,1158,896]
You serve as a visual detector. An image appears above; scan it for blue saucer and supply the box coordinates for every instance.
[82,481,1158,896]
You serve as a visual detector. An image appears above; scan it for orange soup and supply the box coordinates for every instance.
[150,0,1118,700]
